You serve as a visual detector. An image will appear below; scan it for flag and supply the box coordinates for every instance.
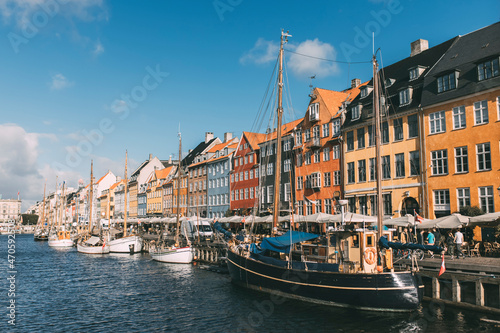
[438,253,446,277]
[414,209,424,223]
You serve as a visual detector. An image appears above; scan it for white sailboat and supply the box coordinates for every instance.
[109,151,143,253]
[77,160,110,254]
[150,131,193,264]
[34,182,49,241]
[48,180,74,247]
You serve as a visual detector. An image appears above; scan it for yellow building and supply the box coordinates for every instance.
[421,22,500,218]
[146,167,174,216]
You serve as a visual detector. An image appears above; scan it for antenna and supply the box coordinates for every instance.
[308,75,317,98]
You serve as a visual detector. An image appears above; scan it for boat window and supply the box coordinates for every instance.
[366,235,374,247]
[351,235,359,248]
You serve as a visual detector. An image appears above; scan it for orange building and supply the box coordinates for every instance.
[421,22,500,218]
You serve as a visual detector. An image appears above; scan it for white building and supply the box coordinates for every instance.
[0,198,22,222]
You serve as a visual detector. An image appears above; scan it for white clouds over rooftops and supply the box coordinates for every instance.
[241,37,340,78]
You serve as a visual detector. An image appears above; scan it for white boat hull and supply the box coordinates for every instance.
[48,238,74,247]
[108,235,143,253]
[150,246,193,264]
[77,243,110,254]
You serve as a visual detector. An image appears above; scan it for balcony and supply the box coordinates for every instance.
[306,137,321,148]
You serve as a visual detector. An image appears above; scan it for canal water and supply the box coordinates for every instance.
[1,234,498,332]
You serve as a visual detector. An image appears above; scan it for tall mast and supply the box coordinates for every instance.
[175,131,182,245]
[373,56,384,243]
[59,182,65,229]
[53,176,58,231]
[89,161,94,234]
[41,182,46,229]
[124,150,128,237]
[272,29,291,236]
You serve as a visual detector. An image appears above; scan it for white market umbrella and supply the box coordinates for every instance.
[303,212,336,223]
[417,213,469,229]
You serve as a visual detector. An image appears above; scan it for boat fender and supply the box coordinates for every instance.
[364,248,377,265]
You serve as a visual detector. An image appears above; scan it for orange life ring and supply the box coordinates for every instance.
[364,248,377,265]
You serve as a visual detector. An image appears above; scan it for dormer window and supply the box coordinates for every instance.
[409,66,426,81]
[360,86,372,99]
[399,88,412,106]
[385,78,395,87]
[437,71,458,93]
[351,105,362,120]
[477,57,499,81]
[309,103,319,122]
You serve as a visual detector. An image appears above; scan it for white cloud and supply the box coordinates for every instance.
[50,73,73,90]
[92,39,104,56]
[240,38,279,65]
[287,39,340,78]
[0,123,77,211]
[0,0,105,29]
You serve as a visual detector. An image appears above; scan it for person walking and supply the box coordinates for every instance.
[454,229,465,258]
[446,231,455,259]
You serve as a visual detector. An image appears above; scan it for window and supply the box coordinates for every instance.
[313,150,320,163]
[368,125,375,146]
[457,188,470,209]
[477,58,499,81]
[235,173,239,182]
[358,159,366,182]
[476,142,491,171]
[295,129,302,145]
[249,187,253,199]
[323,147,330,161]
[296,153,303,167]
[348,197,356,213]
[448,106,467,131]
[395,153,405,178]
[479,186,494,213]
[332,119,340,136]
[315,200,322,213]
[393,118,403,141]
[306,173,321,189]
[408,114,418,138]
[409,151,420,176]
[434,189,450,211]
[322,123,329,137]
[244,171,248,180]
[249,154,253,163]
[474,100,489,125]
[333,145,340,159]
[454,146,468,173]
[437,72,457,92]
[244,155,248,164]
[409,67,419,81]
[431,149,448,175]
[333,171,340,185]
[261,165,265,177]
[309,103,319,121]
[297,176,303,190]
[382,155,390,179]
[399,88,411,105]
[324,172,331,187]
[284,159,291,172]
[267,185,273,203]
[283,139,291,151]
[306,200,313,215]
[284,183,291,202]
[369,157,376,181]
[267,163,273,175]
[244,188,248,200]
[255,168,259,178]
[325,199,332,214]
[312,126,320,140]
[429,111,446,134]
[360,86,370,98]
[305,151,311,165]
[352,105,362,120]
[347,162,355,183]
[357,128,365,149]
[304,129,310,142]
[382,122,389,143]
[383,193,392,216]
[346,131,354,151]
[297,200,304,215]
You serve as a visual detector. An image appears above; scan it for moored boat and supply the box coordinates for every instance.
[108,234,143,253]
[77,235,110,254]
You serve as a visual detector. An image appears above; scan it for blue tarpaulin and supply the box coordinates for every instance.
[251,230,319,254]
[213,222,233,239]
[379,236,443,253]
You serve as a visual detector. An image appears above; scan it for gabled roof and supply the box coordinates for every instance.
[259,118,303,143]
[242,131,268,151]
[421,22,500,107]
[109,179,124,191]
[96,171,113,184]
[155,166,174,180]
[343,36,457,128]
[182,137,218,167]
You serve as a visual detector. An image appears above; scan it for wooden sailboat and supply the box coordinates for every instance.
[150,131,193,263]
[34,182,49,241]
[108,151,143,253]
[77,161,110,254]
[225,30,423,311]
[48,181,73,247]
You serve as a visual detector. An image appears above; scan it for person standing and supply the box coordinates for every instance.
[446,231,455,259]
[454,229,465,258]
[427,229,435,258]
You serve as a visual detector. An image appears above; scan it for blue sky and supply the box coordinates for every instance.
[1,0,498,210]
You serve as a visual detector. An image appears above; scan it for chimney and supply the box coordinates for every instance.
[410,39,428,57]
[205,132,214,143]
[224,132,232,143]
[116,176,121,182]
[149,153,152,161]
[351,78,361,88]
[168,155,172,164]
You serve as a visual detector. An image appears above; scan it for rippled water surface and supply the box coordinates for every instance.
[1,235,498,332]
